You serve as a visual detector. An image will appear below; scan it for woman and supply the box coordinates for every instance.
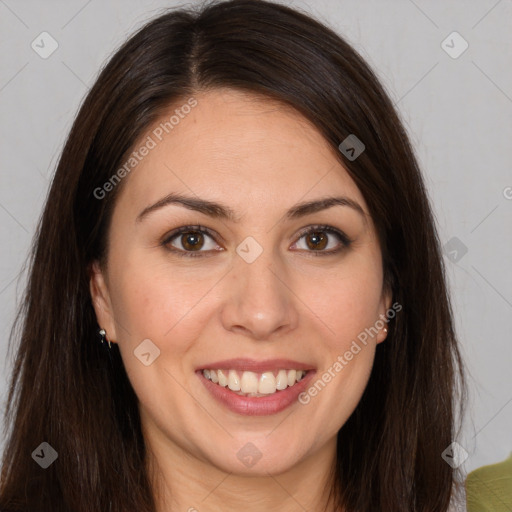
[0,1,467,510]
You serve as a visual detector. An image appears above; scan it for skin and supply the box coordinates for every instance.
[90,88,391,512]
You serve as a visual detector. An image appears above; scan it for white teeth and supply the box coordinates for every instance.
[228,369,241,391]
[202,368,308,396]
[275,369,288,390]
[218,369,228,387]
[240,371,259,393]
[259,372,276,394]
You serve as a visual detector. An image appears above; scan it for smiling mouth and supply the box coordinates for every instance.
[201,368,309,397]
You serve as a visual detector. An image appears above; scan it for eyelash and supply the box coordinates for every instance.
[161,224,352,258]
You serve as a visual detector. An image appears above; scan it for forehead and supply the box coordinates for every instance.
[116,88,367,216]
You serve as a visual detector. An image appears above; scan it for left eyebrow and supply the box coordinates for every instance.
[285,196,366,221]
[136,192,366,223]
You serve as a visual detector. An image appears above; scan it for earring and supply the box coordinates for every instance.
[99,328,112,349]
[383,327,388,334]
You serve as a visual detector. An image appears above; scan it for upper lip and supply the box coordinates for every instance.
[196,358,315,373]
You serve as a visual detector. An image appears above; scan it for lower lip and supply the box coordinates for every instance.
[196,370,316,416]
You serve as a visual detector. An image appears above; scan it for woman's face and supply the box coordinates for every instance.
[90,88,390,477]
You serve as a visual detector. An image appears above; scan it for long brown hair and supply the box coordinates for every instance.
[0,1,466,510]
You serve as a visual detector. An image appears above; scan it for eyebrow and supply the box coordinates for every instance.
[136,192,366,223]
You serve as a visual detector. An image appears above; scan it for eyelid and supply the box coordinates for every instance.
[161,224,218,243]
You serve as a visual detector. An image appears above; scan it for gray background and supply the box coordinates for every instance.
[1,0,511,476]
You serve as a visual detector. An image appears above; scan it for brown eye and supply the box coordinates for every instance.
[292,225,352,255]
[180,231,204,251]
[163,226,221,256]
[305,232,328,250]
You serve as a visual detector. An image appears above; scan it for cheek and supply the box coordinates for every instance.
[296,278,382,437]
[108,249,218,335]
[305,259,384,344]
[298,258,384,425]
[106,256,215,407]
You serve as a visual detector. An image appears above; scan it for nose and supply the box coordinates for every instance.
[220,248,299,341]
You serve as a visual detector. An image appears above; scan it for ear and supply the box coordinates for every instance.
[376,285,393,344]
[89,260,118,343]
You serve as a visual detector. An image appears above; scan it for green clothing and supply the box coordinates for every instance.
[466,452,512,511]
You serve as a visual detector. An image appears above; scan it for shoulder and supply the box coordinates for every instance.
[465,452,512,511]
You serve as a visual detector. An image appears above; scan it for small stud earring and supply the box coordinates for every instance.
[99,328,112,349]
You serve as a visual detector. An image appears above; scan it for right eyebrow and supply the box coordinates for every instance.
[136,193,242,223]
